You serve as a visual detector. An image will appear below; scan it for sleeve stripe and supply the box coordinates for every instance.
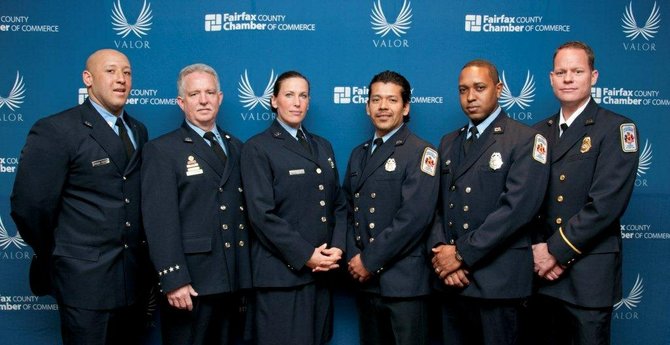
[559,227,582,255]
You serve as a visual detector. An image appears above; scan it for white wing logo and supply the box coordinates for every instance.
[637,139,652,177]
[371,0,412,37]
[0,71,26,111]
[500,70,535,110]
[111,0,153,38]
[0,215,26,250]
[614,274,644,310]
[238,70,276,110]
[622,1,660,41]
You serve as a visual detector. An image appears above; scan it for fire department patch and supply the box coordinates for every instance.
[421,147,438,176]
[533,134,548,164]
[620,123,638,153]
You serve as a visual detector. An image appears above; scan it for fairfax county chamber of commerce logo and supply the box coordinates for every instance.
[0,71,25,112]
[500,70,536,122]
[591,86,669,106]
[0,293,59,312]
[0,215,25,250]
[204,12,316,32]
[464,13,570,33]
[0,71,25,123]
[371,0,412,48]
[238,69,277,121]
[77,87,175,106]
[0,212,31,261]
[621,1,661,51]
[0,15,59,33]
[0,156,19,174]
[333,85,443,105]
[613,274,643,320]
[637,139,652,177]
[111,0,153,49]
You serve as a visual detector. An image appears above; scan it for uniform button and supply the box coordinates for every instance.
[316,168,322,174]
[559,174,566,181]
[239,224,245,230]
[370,192,376,198]
[239,206,244,211]
[319,200,326,206]
[448,221,453,227]
[125,221,131,227]
[354,207,359,212]
[122,176,127,181]
[356,235,361,241]
[222,224,228,230]
[124,244,129,249]
[556,218,563,225]
[449,203,454,209]
[238,187,243,192]
[463,205,469,212]
[238,241,245,247]
[465,187,472,193]
[220,205,227,211]
[124,198,130,204]
[369,207,375,213]
[369,237,375,243]
[355,193,360,198]
[463,223,469,230]
[318,184,325,191]
[218,187,224,192]
[321,217,327,223]
[355,222,359,227]
[557,195,564,202]
[449,239,455,244]
[369,223,375,229]
[450,185,456,191]
[225,242,231,248]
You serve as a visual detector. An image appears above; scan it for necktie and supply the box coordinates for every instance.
[204,131,228,166]
[297,129,312,155]
[463,126,479,155]
[115,117,134,159]
[560,123,569,138]
[371,138,384,155]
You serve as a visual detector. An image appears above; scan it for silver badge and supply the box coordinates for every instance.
[385,158,396,172]
[489,152,503,170]
[186,156,204,176]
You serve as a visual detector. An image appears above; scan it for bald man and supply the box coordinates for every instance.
[11,49,152,345]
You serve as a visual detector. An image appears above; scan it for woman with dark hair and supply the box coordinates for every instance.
[240,71,346,345]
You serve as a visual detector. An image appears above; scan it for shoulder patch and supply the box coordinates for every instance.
[620,123,638,152]
[533,134,548,164]
[421,147,438,176]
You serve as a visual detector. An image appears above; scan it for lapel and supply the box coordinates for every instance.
[269,120,319,165]
[452,112,506,180]
[81,99,128,173]
[552,99,598,163]
[355,125,410,191]
[123,112,142,174]
[180,122,225,178]
[216,126,236,186]
[445,125,467,178]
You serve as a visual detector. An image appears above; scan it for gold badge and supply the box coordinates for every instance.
[186,155,204,176]
[580,137,591,153]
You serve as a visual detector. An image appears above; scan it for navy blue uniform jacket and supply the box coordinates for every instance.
[533,99,638,308]
[428,111,549,299]
[240,120,347,288]
[10,99,151,309]
[343,125,439,298]
[141,122,252,295]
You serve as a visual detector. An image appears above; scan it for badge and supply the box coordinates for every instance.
[289,169,305,175]
[620,123,638,152]
[186,155,204,176]
[421,147,438,176]
[328,157,335,169]
[445,159,451,167]
[91,157,110,167]
[489,152,503,170]
[580,137,592,153]
[385,158,397,172]
[533,134,548,164]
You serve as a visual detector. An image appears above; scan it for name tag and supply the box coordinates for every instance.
[91,158,110,167]
[289,169,305,176]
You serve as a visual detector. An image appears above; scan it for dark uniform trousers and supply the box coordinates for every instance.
[530,99,639,345]
[343,125,439,345]
[141,122,252,345]
[428,111,550,345]
[241,121,347,345]
[10,99,152,345]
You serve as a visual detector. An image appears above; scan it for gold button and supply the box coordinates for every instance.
[448,221,453,227]
[225,242,231,248]
[559,174,566,181]
[316,168,322,174]
[463,223,469,230]
[463,205,469,212]
[449,203,454,209]
[125,221,131,227]
[355,193,360,198]
[318,184,324,190]
[238,241,245,247]
[239,206,244,211]
[354,207,359,212]
[222,224,228,230]
[122,176,127,181]
[369,223,375,229]
[124,198,130,204]
[369,207,375,213]
[557,195,564,202]
[320,200,326,206]
[239,224,245,230]
[371,192,376,198]
[321,217,327,223]
[556,218,562,225]
[465,187,472,193]
[220,205,227,211]
[238,187,243,192]
[369,238,375,243]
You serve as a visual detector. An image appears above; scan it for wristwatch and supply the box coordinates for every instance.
[455,249,463,262]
